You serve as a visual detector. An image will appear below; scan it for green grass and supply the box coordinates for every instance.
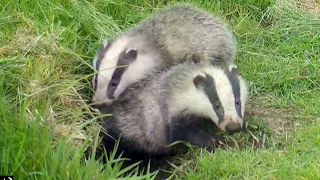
[0,0,319,179]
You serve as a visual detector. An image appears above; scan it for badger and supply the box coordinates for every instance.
[96,61,249,157]
[92,3,237,105]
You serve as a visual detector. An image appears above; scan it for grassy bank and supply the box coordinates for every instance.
[0,0,319,179]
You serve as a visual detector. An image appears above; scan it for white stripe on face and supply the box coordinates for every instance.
[92,37,129,104]
[200,66,245,132]
[214,68,245,132]
[113,52,162,98]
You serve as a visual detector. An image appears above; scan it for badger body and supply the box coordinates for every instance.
[98,61,249,156]
[92,4,237,105]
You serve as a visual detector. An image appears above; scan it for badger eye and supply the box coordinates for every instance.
[111,80,118,87]
[215,104,221,109]
[236,100,241,106]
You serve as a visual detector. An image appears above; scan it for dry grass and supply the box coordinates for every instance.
[299,0,320,15]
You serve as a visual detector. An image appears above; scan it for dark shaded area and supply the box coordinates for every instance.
[84,105,230,179]
[83,105,173,179]
[97,137,178,179]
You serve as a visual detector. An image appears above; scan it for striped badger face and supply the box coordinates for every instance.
[92,38,161,105]
[92,39,138,105]
[192,64,249,133]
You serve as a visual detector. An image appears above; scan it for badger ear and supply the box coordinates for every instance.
[125,48,138,59]
[193,73,206,88]
[228,64,239,74]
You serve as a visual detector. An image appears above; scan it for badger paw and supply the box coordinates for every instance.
[184,131,227,152]
[210,134,227,148]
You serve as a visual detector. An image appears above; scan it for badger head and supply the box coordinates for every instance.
[191,64,249,133]
[92,39,138,105]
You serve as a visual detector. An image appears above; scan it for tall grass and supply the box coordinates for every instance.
[0,0,319,179]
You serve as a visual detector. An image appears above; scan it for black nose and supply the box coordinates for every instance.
[225,122,242,134]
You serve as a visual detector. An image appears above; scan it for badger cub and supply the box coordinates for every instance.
[97,61,249,156]
[92,3,237,105]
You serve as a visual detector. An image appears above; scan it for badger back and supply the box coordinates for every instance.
[140,3,236,65]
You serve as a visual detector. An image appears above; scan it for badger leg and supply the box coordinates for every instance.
[184,131,226,151]
[169,125,226,152]
[168,115,227,151]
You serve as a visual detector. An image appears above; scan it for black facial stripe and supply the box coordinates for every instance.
[106,50,136,99]
[203,74,225,123]
[93,76,97,91]
[94,41,113,91]
[225,70,242,118]
[95,41,113,72]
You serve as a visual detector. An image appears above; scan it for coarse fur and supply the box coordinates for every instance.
[92,3,237,105]
[98,61,249,156]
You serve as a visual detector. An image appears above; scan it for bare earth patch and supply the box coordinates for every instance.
[216,99,304,150]
[245,99,297,136]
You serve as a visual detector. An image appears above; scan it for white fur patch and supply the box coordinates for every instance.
[195,72,206,79]
[125,48,136,54]
[170,84,218,122]
[169,70,219,124]
[239,76,249,118]
[213,68,239,131]
[113,52,162,98]
[92,55,98,89]
[228,63,238,72]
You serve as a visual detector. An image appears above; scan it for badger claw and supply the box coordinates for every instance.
[182,131,227,152]
[210,135,227,148]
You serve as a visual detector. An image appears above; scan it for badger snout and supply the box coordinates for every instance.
[219,115,243,133]
[92,94,100,103]
[225,122,242,133]
[92,103,114,114]
[92,94,114,106]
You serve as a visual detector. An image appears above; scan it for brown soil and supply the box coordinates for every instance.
[245,99,297,136]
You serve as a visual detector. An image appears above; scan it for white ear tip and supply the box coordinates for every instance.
[196,72,206,79]
[228,64,238,71]
[103,40,109,47]
[125,48,137,54]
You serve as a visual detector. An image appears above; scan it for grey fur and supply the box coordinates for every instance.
[92,3,237,104]
[100,61,249,155]
[136,4,236,65]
